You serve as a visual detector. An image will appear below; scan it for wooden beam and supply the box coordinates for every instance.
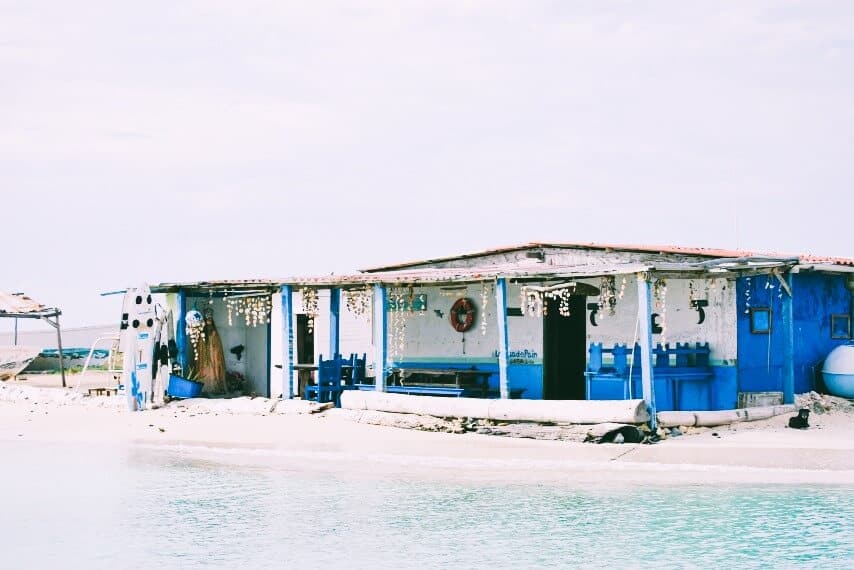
[636,273,657,429]
[496,278,510,399]
[329,287,341,359]
[373,284,387,392]
[281,285,295,399]
[782,272,795,404]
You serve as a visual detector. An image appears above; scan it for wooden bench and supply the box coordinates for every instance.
[386,385,465,397]
[585,342,714,410]
[88,387,118,397]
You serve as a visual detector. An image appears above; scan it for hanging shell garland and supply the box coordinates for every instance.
[300,287,319,333]
[480,282,494,335]
[225,294,272,327]
[653,278,668,342]
[186,310,206,348]
[344,286,372,319]
[598,276,618,317]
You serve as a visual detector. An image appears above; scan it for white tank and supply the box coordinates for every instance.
[822,343,854,399]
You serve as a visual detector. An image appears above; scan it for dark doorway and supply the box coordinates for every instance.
[542,295,587,400]
[296,314,315,397]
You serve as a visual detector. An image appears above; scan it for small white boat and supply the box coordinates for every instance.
[0,346,41,380]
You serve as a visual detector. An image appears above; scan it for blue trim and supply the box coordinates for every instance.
[281,285,294,399]
[496,278,510,399]
[373,284,388,391]
[329,288,341,359]
[265,320,272,398]
[176,290,187,374]
[782,272,795,404]
[636,275,657,426]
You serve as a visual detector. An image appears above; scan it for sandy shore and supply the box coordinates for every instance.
[2,373,853,486]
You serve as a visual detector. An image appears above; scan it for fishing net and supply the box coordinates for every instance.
[188,309,227,394]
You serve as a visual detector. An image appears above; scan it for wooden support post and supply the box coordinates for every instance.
[636,274,657,429]
[175,290,188,375]
[281,285,295,399]
[373,284,387,392]
[496,278,510,399]
[782,272,795,405]
[329,287,341,359]
[54,313,66,388]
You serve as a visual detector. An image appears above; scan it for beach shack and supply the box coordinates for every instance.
[147,242,853,421]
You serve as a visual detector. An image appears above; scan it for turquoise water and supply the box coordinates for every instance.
[1,441,852,569]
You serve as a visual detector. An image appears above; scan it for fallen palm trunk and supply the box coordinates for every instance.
[340,391,649,424]
[657,405,796,428]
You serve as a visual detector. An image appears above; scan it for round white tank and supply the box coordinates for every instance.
[822,343,854,398]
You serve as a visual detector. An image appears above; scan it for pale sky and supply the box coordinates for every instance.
[3,1,853,328]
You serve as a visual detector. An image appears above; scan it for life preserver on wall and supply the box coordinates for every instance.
[449,298,476,333]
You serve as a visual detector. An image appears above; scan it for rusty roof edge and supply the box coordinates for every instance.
[360,242,853,272]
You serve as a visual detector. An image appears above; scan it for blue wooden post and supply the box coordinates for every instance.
[175,290,188,375]
[373,284,387,391]
[329,287,341,359]
[281,285,295,399]
[636,274,657,429]
[496,278,510,399]
[782,272,795,405]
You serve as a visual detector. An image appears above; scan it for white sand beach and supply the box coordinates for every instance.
[2,372,853,487]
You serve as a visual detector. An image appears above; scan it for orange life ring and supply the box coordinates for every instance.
[449,298,476,333]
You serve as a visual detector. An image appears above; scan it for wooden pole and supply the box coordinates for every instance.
[54,313,66,388]
[496,278,510,399]
[636,274,656,430]
[329,287,341,359]
[281,285,294,399]
[373,284,387,392]
[782,272,795,405]
[175,290,187,375]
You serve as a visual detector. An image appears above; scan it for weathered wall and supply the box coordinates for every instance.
[738,272,852,395]
[793,273,852,393]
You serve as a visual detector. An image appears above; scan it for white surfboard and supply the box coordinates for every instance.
[119,284,158,411]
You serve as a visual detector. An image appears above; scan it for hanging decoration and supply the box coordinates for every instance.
[225,294,272,327]
[388,287,408,362]
[598,276,618,317]
[185,309,206,349]
[744,276,752,314]
[617,276,628,301]
[519,282,579,318]
[480,281,494,335]
[300,287,319,333]
[344,286,372,319]
[653,278,668,341]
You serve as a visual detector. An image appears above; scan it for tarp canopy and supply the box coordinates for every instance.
[1,291,66,386]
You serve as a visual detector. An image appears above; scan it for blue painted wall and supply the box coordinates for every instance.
[736,274,786,393]
[588,365,736,411]
[792,273,851,393]
[737,273,851,395]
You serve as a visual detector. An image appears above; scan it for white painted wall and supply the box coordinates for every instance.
[184,295,270,396]
[581,275,737,363]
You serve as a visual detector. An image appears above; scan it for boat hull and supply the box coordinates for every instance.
[0,346,41,380]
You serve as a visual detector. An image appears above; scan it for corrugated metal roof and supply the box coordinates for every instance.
[361,241,853,272]
[150,257,802,293]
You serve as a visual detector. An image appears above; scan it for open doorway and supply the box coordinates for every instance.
[542,295,587,400]
[296,314,315,398]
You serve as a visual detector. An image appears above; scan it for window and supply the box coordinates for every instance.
[750,307,772,334]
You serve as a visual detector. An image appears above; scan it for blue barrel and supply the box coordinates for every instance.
[166,375,204,399]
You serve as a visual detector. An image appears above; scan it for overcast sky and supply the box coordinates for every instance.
[3,1,853,328]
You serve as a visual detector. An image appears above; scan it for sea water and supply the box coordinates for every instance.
[0,440,851,569]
